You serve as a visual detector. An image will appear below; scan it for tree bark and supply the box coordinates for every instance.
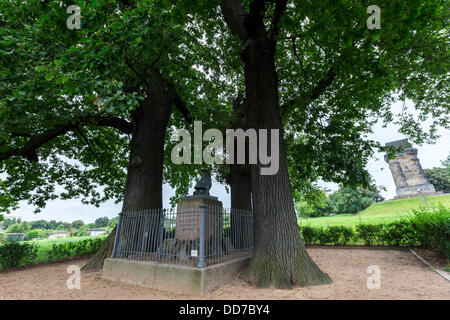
[242,35,331,289]
[230,164,252,249]
[82,77,173,271]
[220,0,331,288]
[230,165,252,210]
[228,94,252,247]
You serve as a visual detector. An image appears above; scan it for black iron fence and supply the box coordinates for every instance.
[111,206,253,267]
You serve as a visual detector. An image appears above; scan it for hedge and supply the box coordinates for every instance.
[300,206,449,260]
[48,238,105,260]
[0,237,106,270]
[0,242,38,269]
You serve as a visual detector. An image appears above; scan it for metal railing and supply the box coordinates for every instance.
[111,205,253,267]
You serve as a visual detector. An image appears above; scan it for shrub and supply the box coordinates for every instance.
[327,226,355,245]
[0,242,38,269]
[72,229,90,237]
[48,237,105,260]
[316,227,333,245]
[409,206,449,259]
[379,221,417,246]
[355,224,383,245]
[26,229,43,241]
[297,206,448,260]
[300,226,317,245]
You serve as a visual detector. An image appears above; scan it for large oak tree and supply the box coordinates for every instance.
[214,0,448,287]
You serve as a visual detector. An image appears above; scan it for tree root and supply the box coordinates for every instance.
[244,250,332,289]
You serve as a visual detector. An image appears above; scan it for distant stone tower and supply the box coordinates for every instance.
[384,139,439,199]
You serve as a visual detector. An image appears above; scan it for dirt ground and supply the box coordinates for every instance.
[0,247,448,300]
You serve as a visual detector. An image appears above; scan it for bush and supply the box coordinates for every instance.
[315,227,333,245]
[48,237,105,260]
[327,226,355,245]
[355,224,384,245]
[26,229,40,241]
[300,226,317,245]
[72,229,90,237]
[298,206,449,260]
[379,221,417,246]
[0,242,38,269]
[300,225,355,245]
[409,206,449,259]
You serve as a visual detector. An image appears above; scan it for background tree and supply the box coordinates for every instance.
[2,217,21,230]
[71,220,85,229]
[6,221,31,234]
[424,154,450,193]
[94,217,109,228]
[47,220,59,230]
[329,185,382,215]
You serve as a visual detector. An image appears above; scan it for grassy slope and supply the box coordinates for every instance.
[298,194,450,228]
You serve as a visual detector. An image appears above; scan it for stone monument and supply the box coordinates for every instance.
[160,170,225,259]
[176,170,223,241]
[384,139,439,199]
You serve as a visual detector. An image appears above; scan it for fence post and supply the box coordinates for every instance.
[197,204,207,268]
[141,211,150,255]
[157,209,166,262]
[111,212,123,258]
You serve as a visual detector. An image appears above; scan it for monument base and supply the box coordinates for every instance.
[394,183,442,199]
[102,255,251,295]
[175,194,223,241]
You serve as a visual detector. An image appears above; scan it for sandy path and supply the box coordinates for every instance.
[0,248,448,300]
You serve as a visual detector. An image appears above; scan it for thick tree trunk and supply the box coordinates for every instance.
[82,79,172,271]
[243,38,331,288]
[230,164,252,249]
[229,94,252,247]
[230,165,252,210]
[81,226,116,271]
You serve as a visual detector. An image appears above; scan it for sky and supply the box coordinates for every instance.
[5,100,449,223]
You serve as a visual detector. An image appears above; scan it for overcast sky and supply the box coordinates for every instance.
[6,100,449,223]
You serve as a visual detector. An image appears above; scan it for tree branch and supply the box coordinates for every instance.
[220,0,248,41]
[0,123,76,162]
[118,0,135,10]
[92,115,133,134]
[0,116,132,162]
[245,0,267,38]
[310,67,336,100]
[282,67,336,111]
[172,91,192,124]
[269,0,287,39]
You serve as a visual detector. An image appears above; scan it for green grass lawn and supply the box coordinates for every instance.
[298,194,450,228]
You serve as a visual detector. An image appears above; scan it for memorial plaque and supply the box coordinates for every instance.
[175,195,223,241]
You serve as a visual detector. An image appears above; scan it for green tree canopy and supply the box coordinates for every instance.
[424,153,450,193]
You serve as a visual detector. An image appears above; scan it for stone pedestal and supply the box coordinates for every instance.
[175,195,223,241]
[385,139,440,199]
